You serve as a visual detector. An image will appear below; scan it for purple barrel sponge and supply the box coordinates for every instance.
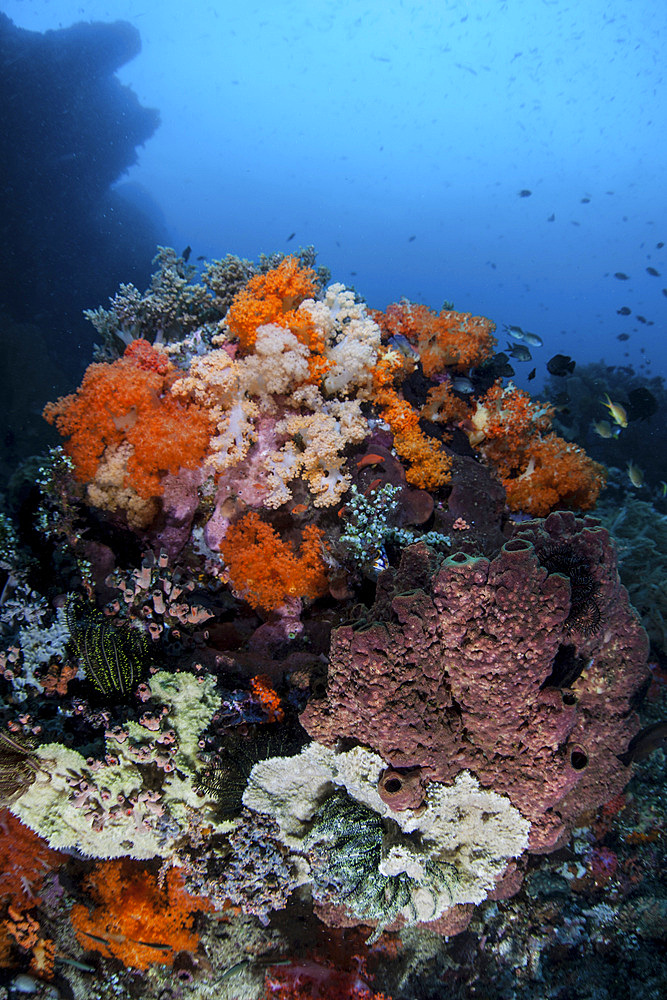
[301,511,649,856]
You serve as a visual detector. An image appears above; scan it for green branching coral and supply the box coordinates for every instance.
[66,596,150,696]
[339,483,450,578]
[304,790,458,934]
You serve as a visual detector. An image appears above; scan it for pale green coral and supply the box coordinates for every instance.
[10,670,232,859]
[243,742,530,928]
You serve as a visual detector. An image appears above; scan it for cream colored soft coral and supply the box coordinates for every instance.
[86,442,158,529]
[300,283,382,398]
[236,323,311,402]
[170,348,239,410]
[275,400,367,506]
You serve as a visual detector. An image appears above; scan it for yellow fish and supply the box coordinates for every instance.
[627,461,644,488]
[601,394,628,428]
[592,419,615,439]
[659,481,667,498]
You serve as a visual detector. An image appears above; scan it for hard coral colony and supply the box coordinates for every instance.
[0,250,651,993]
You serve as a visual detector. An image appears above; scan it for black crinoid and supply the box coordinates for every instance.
[541,545,602,635]
[65,594,151,698]
[194,724,308,820]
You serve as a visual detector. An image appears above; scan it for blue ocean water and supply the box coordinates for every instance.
[4,0,666,383]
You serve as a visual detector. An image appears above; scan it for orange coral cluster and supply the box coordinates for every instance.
[226,256,318,350]
[220,512,329,612]
[44,340,214,499]
[0,810,62,977]
[0,810,62,910]
[370,350,452,490]
[70,859,213,970]
[468,382,606,516]
[371,299,496,375]
[226,256,333,384]
[250,673,285,722]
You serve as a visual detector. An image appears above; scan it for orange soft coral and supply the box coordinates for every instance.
[469,382,554,480]
[371,299,496,375]
[70,859,213,971]
[0,810,62,910]
[250,674,285,722]
[467,382,605,515]
[225,256,318,354]
[503,434,607,516]
[370,350,452,490]
[421,381,474,428]
[44,340,214,499]
[220,512,328,612]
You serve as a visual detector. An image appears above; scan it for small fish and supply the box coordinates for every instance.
[627,460,644,488]
[626,386,657,421]
[408,235,416,242]
[504,324,525,340]
[365,549,389,580]
[518,189,532,197]
[646,266,660,276]
[580,197,591,203]
[481,353,515,379]
[659,481,667,498]
[527,367,536,381]
[135,940,173,951]
[663,288,667,297]
[616,306,631,315]
[592,419,616,439]
[505,341,532,361]
[617,722,667,765]
[286,232,295,242]
[81,930,113,947]
[290,504,308,515]
[356,453,386,469]
[181,245,192,262]
[450,376,475,394]
[388,333,419,360]
[657,242,665,248]
[521,330,543,347]
[547,353,576,376]
[617,333,630,341]
[614,271,630,280]
[601,394,628,428]
[547,213,555,222]
[636,315,647,323]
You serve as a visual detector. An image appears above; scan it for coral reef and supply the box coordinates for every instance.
[243,743,529,937]
[1,245,660,998]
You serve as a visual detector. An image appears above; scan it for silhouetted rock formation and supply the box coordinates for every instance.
[0,13,161,335]
[0,12,164,480]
